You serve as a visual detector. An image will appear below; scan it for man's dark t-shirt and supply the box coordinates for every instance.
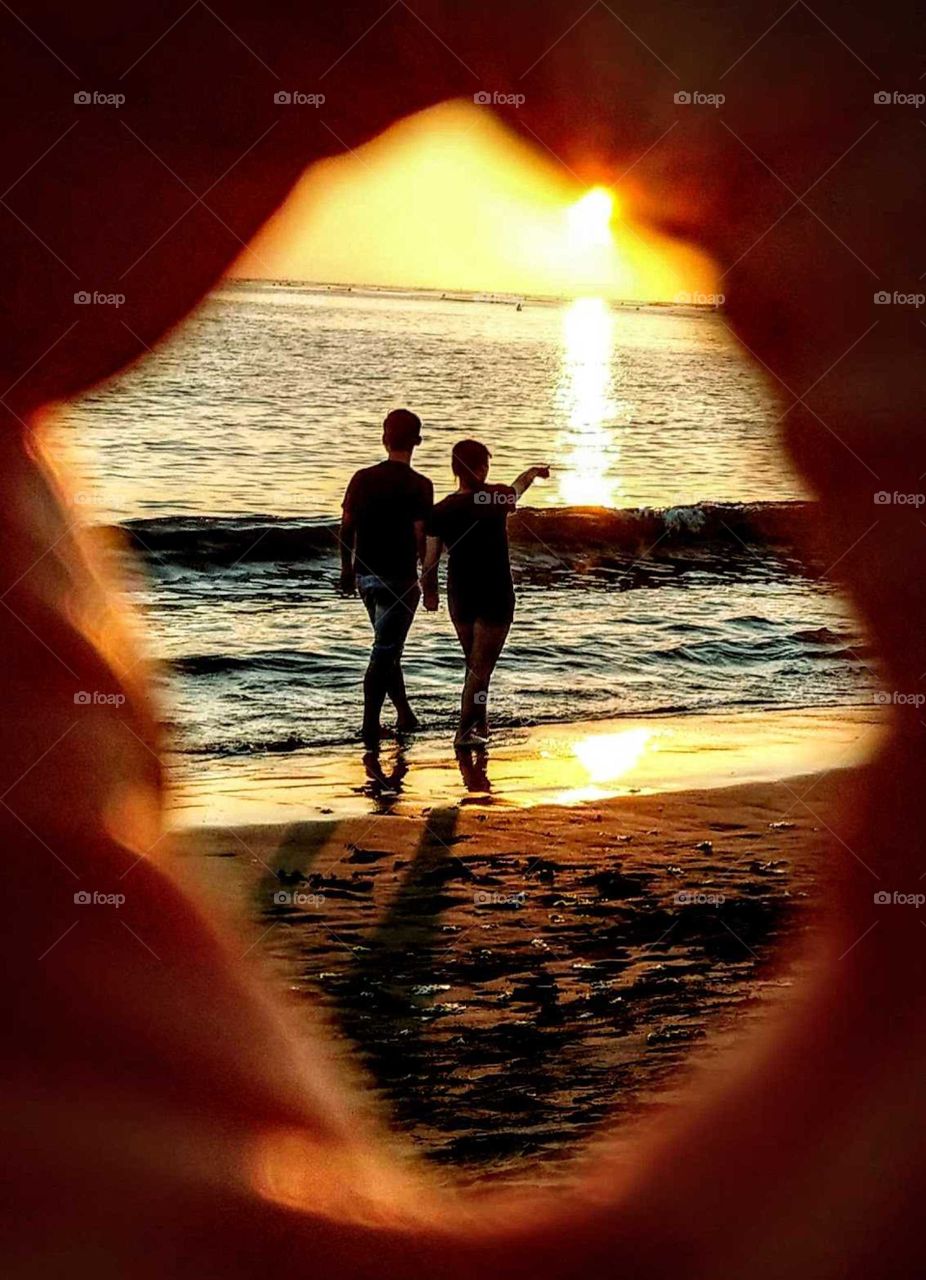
[342,460,433,582]
[427,484,517,623]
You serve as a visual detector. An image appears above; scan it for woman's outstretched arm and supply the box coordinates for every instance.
[511,465,550,499]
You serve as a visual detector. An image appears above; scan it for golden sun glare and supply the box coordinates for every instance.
[237,103,714,301]
[565,187,616,250]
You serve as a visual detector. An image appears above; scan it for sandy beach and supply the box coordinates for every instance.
[172,706,883,1183]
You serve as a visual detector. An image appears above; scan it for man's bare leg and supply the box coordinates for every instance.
[361,653,392,748]
[386,658,419,732]
[363,586,419,744]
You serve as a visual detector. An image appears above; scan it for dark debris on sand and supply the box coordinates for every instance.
[245,791,825,1178]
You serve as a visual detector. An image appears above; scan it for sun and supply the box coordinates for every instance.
[566,186,616,249]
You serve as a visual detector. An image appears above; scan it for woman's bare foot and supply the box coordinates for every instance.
[454,725,489,748]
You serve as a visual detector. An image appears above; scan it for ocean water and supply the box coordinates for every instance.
[57,282,873,760]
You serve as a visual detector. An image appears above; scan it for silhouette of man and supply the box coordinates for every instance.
[339,409,433,747]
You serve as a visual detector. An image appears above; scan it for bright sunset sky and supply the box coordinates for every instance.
[231,100,712,302]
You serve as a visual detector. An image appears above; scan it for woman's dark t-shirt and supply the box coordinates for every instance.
[427,484,517,622]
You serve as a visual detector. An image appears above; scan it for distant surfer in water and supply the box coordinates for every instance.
[339,409,433,748]
[421,439,548,746]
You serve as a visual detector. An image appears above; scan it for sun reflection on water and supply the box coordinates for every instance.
[573,727,653,782]
[555,298,624,507]
[554,726,654,805]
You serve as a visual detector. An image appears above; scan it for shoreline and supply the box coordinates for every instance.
[221,277,727,313]
[167,703,885,831]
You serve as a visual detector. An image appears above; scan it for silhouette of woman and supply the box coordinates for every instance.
[422,439,548,745]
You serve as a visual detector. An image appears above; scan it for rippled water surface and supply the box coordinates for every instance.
[57,284,870,759]
[60,283,807,517]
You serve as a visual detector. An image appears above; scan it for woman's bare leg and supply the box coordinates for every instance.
[451,618,474,740]
[455,619,510,741]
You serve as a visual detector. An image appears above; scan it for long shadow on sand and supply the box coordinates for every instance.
[258,805,802,1172]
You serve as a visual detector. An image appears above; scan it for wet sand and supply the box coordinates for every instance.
[168,705,884,827]
[172,715,877,1182]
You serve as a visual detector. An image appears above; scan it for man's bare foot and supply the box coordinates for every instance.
[395,711,420,734]
[361,723,397,749]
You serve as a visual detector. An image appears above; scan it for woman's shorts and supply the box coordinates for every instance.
[447,584,515,627]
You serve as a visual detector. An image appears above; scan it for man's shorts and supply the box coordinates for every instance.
[357,575,420,657]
